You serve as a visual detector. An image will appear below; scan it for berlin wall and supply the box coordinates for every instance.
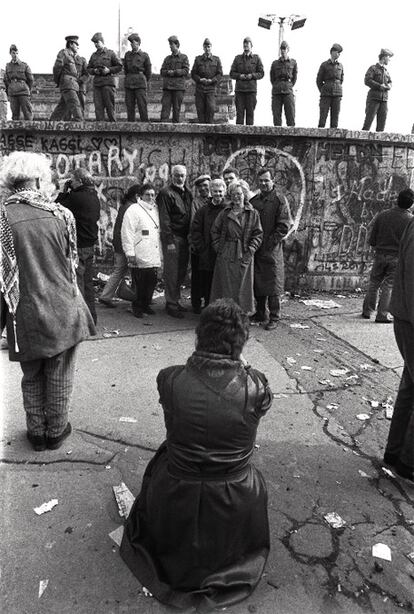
[1,120,413,291]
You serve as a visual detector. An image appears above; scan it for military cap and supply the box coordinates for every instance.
[280,40,289,49]
[203,38,212,46]
[330,43,343,53]
[243,36,253,44]
[91,32,104,43]
[379,48,393,57]
[168,35,180,46]
[128,32,141,43]
[194,174,211,186]
[9,44,18,53]
[65,35,79,43]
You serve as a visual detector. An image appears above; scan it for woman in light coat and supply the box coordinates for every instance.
[121,183,161,318]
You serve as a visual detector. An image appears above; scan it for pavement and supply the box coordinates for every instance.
[1,290,414,614]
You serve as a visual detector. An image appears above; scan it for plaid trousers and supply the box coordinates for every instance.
[20,345,77,438]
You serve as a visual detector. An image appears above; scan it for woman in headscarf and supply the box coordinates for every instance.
[120,297,273,612]
[209,179,263,315]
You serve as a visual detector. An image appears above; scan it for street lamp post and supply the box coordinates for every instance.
[258,14,306,47]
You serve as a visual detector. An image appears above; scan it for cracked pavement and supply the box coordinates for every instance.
[1,293,414,614]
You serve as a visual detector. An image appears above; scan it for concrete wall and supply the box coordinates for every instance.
[1,121,413,291]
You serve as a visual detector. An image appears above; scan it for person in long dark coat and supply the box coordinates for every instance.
[120,298,273,611]
[250,168,291,329]
[210,180,263,315]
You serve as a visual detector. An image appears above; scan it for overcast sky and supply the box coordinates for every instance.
[1,0,413,133]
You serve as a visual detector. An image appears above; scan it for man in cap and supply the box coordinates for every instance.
[160,36,190,123]
[87,33,122,122]
[270,41,298,127]
[191,38,223,124]
[4,44,33,120]
[51,36,85,121]
[123,33,152,122]
[362,49,393,132]
[316,43,344,128]
[190,174,211,313]
[230,37,264,125]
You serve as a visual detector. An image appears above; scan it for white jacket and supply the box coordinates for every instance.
[121,199,162,268]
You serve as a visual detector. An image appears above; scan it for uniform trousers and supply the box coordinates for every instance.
[362,100,388,132]
[50,90,83,121]
[93,85,116,122]
[272,93,295,126]
[20,345,77,438]
[318,96,341,128]
[9,95,33,120]
[160,90,185,123]
[125,88,148,122]
[235,92,257,125]
[195,90,216,123]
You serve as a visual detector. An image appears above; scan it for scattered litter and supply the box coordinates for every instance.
[38,579,49,598]
[382,467,395,478]
[301,299,341,309]
[113,482,135,519]
[301,366,313,371]
[356,413,371,421]
[66,450,72,455]
[273,393,288,398]
[105,465,111,469]
[44,541,56,550]
[336,294,346,298]
[346,375,359,382]
[290,323,310,329]
[326,403,339,410]
[358,470,371,478]
[360,363,375,371]
[313,349,324,354]
[254,444,260,449]
[372,543,392,561]
[330,368,349,377]
[286,357,297,365]
[64,526,73,534]
[337,583,342,592]
[119,417,138,423]
[319,379,334,386]
[97,272,109,282]
[316,336,328,341]
[324,512,346,528]
[406,552,414,564]
[370,401,379,409]
[91,358,99,362]
[108,525,124,547]
[382,397,394,419]
[34,499,58,515]
[152,344,161,351]
[142,587,153,597]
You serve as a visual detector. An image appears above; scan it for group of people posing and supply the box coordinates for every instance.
[98,164,291,329]
[0,34,394,131]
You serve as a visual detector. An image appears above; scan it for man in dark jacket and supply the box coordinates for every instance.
[56,168,101,323]
[190,174,211,313]
[383,209,414,482]
[123,32,152,122]
[191,38,223,124]
[4,44,33,120]
[316,43,344,128]
[191,178,226,309]
[362,48,393,132]
[160,36,189,123]
[156,164,192,318]
[87,32,122,122]
[51,35,84,121]
[270,40,297,127]
[362,188,414,323]
[250,168,291,330]
[230,37,264,125]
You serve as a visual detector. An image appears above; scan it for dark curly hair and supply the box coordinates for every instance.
[195,298,250,359]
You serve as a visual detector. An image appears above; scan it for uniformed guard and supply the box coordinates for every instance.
[230,37,264,125]
[160,35,190,123]
[51,35,84,121]
[4,44,33,120]
[191,38,223,124]
[269,41,298,127]
[362,48,393,132]
[123,33,152,122]
[87,32,122,122]
[316,43,344,128]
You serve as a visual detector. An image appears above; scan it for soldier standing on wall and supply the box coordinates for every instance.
[316,43,344,128]
[123,33,152,122]
[270,40,298,127]
[191,38,223,124]
[87,32,122,122]
[160,36,190,123]
[362,48,393,132]
[230,37,264,126]
[51,36,84,121]
[4,44,33,120]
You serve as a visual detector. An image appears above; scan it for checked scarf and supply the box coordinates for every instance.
[0,189,78,353]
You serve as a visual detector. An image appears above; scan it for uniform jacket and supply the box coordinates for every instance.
[191,54,223,93]
[364,63,392,101]
[4,196,95,362]
[316,59,344,96]
[53,49,80,92]
[160,52,190,90]
[230,52,264,93]
[191,199,224,270]
[270,57,297,94]
[390,218,414,326]
[56,186,101,248]
[369,206,412,254]
[121,199,161,268]
[75,55,89,94]
[87,47,122,87]
[156,183,193,244]
[123,49,152,89]
[4,59,33,96]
